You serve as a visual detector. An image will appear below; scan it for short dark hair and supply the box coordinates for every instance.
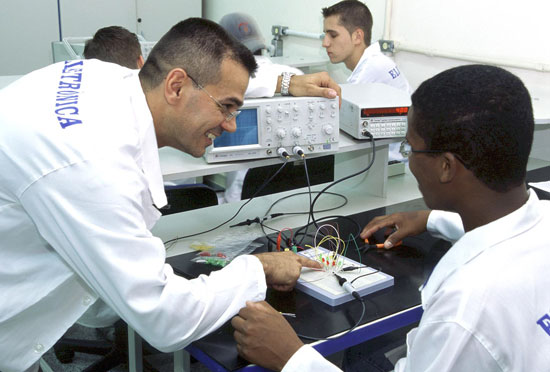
[139,18,257,90]
[84,26,142,69]
[411,64,534,192]
[322,0,373,45]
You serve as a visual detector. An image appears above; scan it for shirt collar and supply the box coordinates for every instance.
[127,71,167,209]
[421,189,542,307]
[347,42,381,83]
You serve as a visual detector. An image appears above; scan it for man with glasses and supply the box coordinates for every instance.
[231,65,550,371]
[0,18,338,371]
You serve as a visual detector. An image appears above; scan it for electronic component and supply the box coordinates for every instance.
[297,247,393,306]
[204,96,339,163]
[339,83,411,140]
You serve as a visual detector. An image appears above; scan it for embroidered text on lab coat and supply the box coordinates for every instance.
[56,60,84,129]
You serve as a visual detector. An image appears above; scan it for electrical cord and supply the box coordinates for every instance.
[255,191,348,247]
[350,269,381,285]
[163,157,290,245]
[296,273,366,341]
[296,299,366,341]
[262,191,348,216]
[308,132,376,238]
[293,215,361,244]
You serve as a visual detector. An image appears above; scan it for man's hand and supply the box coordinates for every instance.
[232,301,304,372]
[254,251,322,291]
[360,210,431,248]
[277,72,342,105]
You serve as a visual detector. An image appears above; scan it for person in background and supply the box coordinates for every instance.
[218,12,305,203]
[219,12,304,98]
[323,0,410,162]
[231,64,550,371]
[322,0,409,91]
[0,18,340,372]
[83,25,145,69]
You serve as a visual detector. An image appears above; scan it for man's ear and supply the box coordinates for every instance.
[164,68,189,105]
[137,55,145,69]
[352,28,364,46]
[439,152,459,183]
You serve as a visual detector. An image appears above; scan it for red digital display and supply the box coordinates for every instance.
[361,106,409,117]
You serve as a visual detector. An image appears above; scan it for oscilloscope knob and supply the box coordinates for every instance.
[323,125,334,135]
[276,128,287,139]
[291,127,302,138]
[320,103,326,110]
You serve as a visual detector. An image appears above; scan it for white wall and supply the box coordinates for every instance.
[0,0,201,75]
[389,0,550,91]
[0,0,59,75]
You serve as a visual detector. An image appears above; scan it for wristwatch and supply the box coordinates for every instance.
[280,72,295,96]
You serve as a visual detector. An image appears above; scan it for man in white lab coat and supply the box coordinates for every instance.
[323,0,410,162]
[83,25,145,70]
[231,65,550,371]
[322,0,409,91]
[0,17,341,372]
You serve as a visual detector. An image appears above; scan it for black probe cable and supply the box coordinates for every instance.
[163,156,291,245]
[257,191,348,248]
[306,133,376,240]
[296,273,366,341]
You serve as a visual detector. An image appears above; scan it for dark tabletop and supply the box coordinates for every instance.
[166,166,550,371]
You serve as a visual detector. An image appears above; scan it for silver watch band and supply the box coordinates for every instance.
[280,72,295,96]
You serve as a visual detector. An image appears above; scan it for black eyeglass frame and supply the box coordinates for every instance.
[399,139,469,168]
[187,74,241,122]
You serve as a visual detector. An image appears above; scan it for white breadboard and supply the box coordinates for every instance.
[296,247,394,306]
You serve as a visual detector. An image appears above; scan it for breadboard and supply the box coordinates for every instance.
[296,247,393,306]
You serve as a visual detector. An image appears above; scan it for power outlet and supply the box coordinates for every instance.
[379,39,395,53]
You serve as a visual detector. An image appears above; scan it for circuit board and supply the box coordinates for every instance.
[297,247,394,306]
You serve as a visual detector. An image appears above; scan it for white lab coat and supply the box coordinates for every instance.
[222,55,304,203]
[0,60,266,372]
[283,190,550,372]
[347,42,410,93]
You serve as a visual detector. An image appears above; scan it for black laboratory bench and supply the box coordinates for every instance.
[165,165,550,371]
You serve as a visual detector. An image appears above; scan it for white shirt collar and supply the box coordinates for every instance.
[347,42,381,83]
[127,71,167,209]
[421,189,542,306]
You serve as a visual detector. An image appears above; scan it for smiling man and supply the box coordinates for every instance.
[0,18,336,372]
[231,65,550,371]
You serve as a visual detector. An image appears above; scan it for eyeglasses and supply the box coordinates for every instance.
[187,74,241,122]
[399,139,445,158]
[399,139,469,168]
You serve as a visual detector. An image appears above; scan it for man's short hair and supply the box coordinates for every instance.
[139,18,257,90]
[411,64,534,192]
[84,26,142,69]
[322,0,373,45]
